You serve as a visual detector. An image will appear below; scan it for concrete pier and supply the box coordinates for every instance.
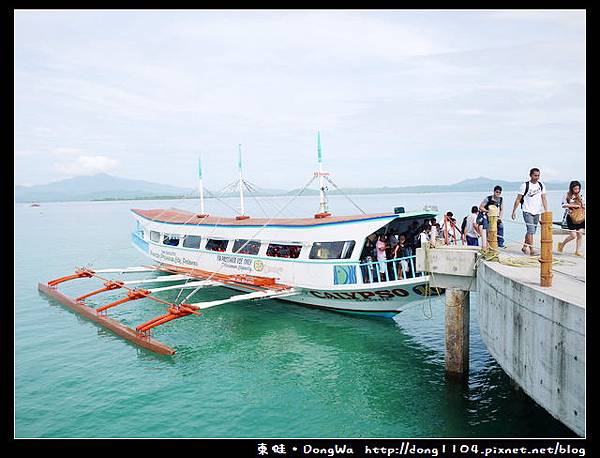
[416,235,585,436]
[476,240,585,436]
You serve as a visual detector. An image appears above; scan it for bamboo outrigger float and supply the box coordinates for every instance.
[39,133,442,355]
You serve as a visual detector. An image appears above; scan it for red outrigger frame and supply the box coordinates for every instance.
[38,266,290,355]
[38,268,201,355]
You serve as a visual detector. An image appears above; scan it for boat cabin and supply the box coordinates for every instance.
[131,208,437,287]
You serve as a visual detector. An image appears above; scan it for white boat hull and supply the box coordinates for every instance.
[130,212,443,317]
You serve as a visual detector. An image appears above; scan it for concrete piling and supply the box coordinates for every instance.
[445,287,470,377]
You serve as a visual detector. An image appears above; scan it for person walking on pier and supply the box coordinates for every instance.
[463,206,481,246]
[558,180,585,256]
[479,185,506,248]
[511,168,548,256]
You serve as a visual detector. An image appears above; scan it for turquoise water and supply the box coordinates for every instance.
[15,192,576,438]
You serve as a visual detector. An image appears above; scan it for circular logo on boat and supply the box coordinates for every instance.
[253,260,264,272]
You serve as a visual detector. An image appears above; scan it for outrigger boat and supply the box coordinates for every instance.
[39,134,442,355]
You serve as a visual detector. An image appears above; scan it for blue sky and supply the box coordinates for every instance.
[14,9,586,190]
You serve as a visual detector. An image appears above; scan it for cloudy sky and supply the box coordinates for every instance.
[14,9,586,191]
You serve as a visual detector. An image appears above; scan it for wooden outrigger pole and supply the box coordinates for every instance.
[38,266,298,355]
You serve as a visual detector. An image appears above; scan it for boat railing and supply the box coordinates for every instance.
[333,255,423,285]
[358,255,423,284]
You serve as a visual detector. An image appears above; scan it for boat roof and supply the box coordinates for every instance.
[132,208,436,228]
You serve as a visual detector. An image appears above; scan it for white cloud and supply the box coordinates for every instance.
[53,155,120,177]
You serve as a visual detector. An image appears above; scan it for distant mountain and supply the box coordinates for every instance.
[15,174,583,203]
[290,177,582,196]
[15,173,195,203]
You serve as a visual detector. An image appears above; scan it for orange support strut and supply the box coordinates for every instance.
[136,304,200,334]
[76,280,124,302]
[47,269,94,287]
[96,289,150,313]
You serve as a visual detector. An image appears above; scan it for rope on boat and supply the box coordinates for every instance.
[178,174,319,305]
[323,175,367,215]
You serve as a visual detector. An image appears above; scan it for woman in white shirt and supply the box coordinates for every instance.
[376,235,389,282]
[558,180,585,257]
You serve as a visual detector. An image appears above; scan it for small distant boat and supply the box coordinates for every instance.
[39,133,442,355]
[29,203,40,207]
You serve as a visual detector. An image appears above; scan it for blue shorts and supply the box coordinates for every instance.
[523,212,540,235]
[465,235,479,246]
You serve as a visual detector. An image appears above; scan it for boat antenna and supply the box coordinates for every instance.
[197,155,208,217]
[314,131,331,218]
[236,144,250,220]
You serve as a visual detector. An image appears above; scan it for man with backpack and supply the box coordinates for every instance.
[479,185,506,248]
[511,168,548,256]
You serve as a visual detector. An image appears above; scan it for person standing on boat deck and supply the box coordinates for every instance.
[407,221,420,251]
[428,218,440,246]
[359,236,375,283]
[376,235,389,282]
[558,180,585,256]
[511,168,548,256]
[393,233,412,279]
[464,206,481,247]
[391,235,403,280]
[386,233,398,280]
[479,185,506,248]
[418,226,430,249]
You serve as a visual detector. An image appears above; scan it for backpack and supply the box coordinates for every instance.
[570,195,585,224]
[520,181,543,207]
[475,211,485,226]
[485,195,503,210]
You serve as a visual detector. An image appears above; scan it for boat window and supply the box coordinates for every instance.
[233,239,261,255]
[205,239,229,252]
[266,243,302,259]
[182,235,202,249]
[150,231,160,243]
[163,234,181,247]
[309,241,355,259]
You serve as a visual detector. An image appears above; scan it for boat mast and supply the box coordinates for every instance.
[197,155,208,218]
[314,131,331,218]
[236,144,250,220]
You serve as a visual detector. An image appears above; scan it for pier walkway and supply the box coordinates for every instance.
[476,234,585,436]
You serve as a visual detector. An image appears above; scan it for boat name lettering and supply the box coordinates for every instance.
[149,248,198,267]
[308,288,409,301]
[217,255,254,266]
[217,255,254,272]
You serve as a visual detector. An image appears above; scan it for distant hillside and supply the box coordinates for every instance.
[15,174,583,203]
[290,177,583,196]
[15,173,195,203]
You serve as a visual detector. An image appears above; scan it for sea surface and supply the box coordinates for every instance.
[15,190,577,438]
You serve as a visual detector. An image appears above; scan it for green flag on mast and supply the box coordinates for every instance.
[317,131,322,164]
[198,155,202,179]
[238,144,242,172]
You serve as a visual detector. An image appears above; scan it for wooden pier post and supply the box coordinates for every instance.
[445,288,470,377]
[540,211,553,287]
[487,205,498,251]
